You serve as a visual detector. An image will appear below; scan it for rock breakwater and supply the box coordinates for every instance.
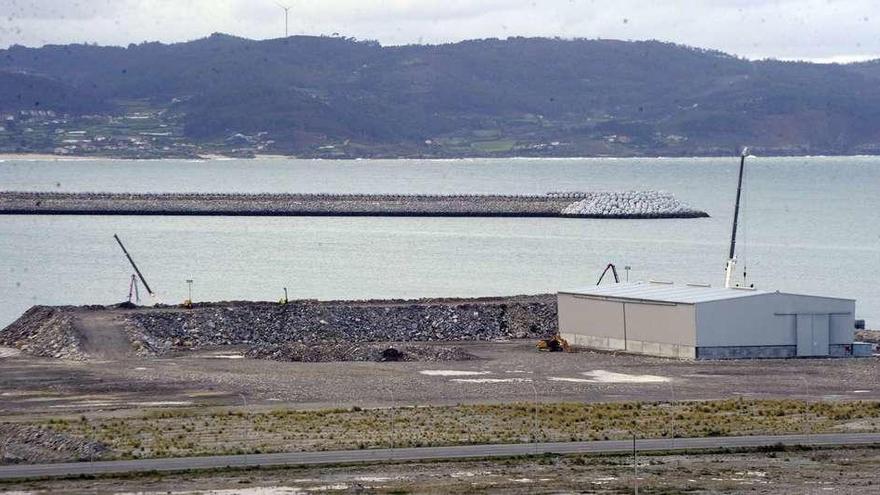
[560,191,698,217]
[0,191,708,219]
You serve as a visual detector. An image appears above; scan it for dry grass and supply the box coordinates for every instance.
[43,399,880,460]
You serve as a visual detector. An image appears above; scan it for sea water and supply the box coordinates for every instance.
[1,156,878,328]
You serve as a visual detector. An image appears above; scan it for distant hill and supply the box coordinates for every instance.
[2,34,880,157]
[0,71,109,114]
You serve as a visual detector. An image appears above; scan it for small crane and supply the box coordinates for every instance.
[596,263,620,285]
[113,234,155,304]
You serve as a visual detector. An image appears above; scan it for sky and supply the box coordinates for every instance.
[0,0,878,62]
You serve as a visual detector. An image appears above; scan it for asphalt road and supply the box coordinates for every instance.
[2,433,879,480]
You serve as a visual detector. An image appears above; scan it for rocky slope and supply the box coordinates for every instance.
[0,306,85,360]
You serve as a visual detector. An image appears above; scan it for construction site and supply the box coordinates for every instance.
[1,152,879,494]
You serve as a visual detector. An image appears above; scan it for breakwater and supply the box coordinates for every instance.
[1,295,558,359]
[0,191,708,218]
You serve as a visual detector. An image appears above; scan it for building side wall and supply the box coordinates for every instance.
[557,294,625,340]
[557,293,696,358]
[695,293,855,348]
[624,302,696,346]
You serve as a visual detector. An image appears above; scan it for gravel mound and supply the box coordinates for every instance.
[0,306,85,360]
[246,342,478,362]
[1,296,557,360]
[124,296,557,356]
[0,423,106,465]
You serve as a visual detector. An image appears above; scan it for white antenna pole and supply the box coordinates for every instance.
[725,147,749,288]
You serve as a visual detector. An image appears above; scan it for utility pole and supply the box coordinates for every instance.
[633,434,639,495]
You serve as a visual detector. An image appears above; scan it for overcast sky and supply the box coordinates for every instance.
[0,0,878,62]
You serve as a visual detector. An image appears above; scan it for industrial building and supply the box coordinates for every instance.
[558,282,861,359]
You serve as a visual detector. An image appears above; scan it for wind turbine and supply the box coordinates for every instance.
[276,2,291,37]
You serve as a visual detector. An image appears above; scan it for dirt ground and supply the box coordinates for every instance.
[3,446,879,494]
[1,340,879,419]
[2,327,880,492]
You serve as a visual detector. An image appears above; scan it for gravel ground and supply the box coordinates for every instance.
[1,340,878,417]
[246,341,478,362]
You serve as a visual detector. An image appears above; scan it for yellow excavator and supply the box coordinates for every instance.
[536,334,571,352]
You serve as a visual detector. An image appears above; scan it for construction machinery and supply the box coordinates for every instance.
[113,234,155,304]
[596,263,620,285]
[536,334,571,352]
[724,147,753,288]
[537,262,622,352]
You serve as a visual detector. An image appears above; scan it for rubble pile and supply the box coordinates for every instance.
[246,342,478,362]
[124,296,557,355]
[0,306,85,360]
[1,296,557,359]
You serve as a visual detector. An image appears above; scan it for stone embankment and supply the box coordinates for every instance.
[1,296,558,360]
[0,191,708,219]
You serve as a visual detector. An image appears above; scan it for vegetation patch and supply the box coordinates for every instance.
[38,399,880,461]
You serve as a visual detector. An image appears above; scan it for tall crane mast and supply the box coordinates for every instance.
[724,148,748,288]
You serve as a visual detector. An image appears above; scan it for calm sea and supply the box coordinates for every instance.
[1,156,878,328]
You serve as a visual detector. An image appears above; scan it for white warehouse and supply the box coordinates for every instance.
[558,282,858,359]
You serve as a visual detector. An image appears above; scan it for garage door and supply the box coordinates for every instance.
[796,314,830,357]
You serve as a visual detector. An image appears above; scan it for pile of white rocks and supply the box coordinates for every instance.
[560,191,701,218]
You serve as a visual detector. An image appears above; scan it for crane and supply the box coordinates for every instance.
[113,234,155,303]
[725,147,751,288]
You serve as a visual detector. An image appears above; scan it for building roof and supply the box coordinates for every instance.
[559,282,773,304]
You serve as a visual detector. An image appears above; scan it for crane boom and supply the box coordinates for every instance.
[113,234,154,296]
[725,147,748,288]
[729,148,748,261]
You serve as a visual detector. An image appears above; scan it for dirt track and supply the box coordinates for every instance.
[72,313,133,361]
